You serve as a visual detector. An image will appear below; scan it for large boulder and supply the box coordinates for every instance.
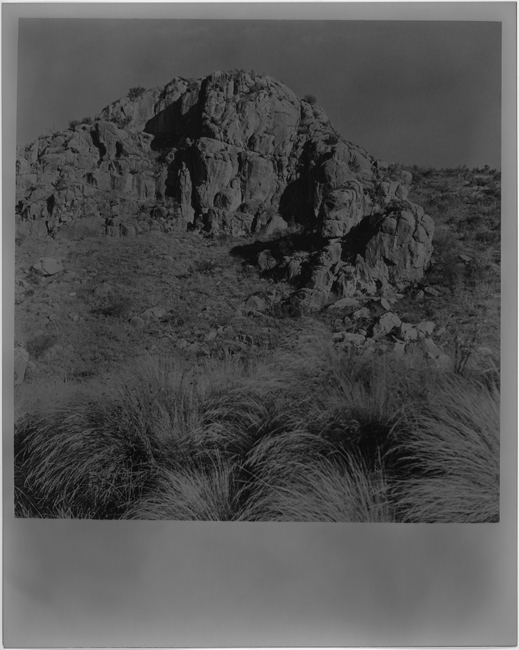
[32,257,63,276]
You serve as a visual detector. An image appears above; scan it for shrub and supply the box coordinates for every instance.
[68,119,80,130]
[269,298,304,319]
[325,133,339,146]
[26,334,57,359]
[190,259,219,275]
[303,94,317,105]
[109,115,132,129]
[94,294,134,319]
[348,154,361,173]
[26,267,42,286]
[52,177,67,191]
[128,86,146,100]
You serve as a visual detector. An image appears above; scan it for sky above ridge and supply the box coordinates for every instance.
[17,18,501,170]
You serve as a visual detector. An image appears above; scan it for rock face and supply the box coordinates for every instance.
[16,69,434,305]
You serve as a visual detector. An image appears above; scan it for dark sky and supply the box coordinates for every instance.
[17,19,502,168]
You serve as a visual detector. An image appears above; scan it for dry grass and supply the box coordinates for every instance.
[14,166,501,520]
[15,347,500,521]
[393,377,500,522]
[123,461,238,520]
[237,456,394,522]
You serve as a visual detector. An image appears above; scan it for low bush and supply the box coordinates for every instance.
[26,334,57,359]
[190,259,219,275]
[93,294,134,319]
[109,115,132,129]
[325,133,339,146]
[128,86,146,100]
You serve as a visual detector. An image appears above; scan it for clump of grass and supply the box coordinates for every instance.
[14,348,500,522]
[123,462,239,520]
[15,357,206,518]
[393,376,499,522]
[237,434,393,522]
[15,394,161,518]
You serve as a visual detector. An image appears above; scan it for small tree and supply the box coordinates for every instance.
[303,94,317,105]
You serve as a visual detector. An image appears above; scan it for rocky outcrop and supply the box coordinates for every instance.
[16,69,434,305]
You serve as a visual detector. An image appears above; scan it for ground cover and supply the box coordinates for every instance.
[14,166,501,521]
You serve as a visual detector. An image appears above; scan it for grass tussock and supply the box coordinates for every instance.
[15,346,500,522]
[393,378,500,522]
[237,456,394,522]
[123,462,239,520]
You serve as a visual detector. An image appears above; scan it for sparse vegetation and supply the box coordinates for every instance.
[14,155,500,521]
[26,333,57,359]
[325,133,339,146]
[109,114,132,129]
[52,177,67,191]
[93,294,134,319]
[348,154,361,173]
[128,86,146,100]
[69,116,93,129]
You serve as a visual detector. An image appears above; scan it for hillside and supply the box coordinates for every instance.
[14,71,501,521]
[16,69,434,310]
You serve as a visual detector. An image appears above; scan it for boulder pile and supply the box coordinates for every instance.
[16,69,434,307]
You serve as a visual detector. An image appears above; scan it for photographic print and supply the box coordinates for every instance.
[13,14,502,522]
